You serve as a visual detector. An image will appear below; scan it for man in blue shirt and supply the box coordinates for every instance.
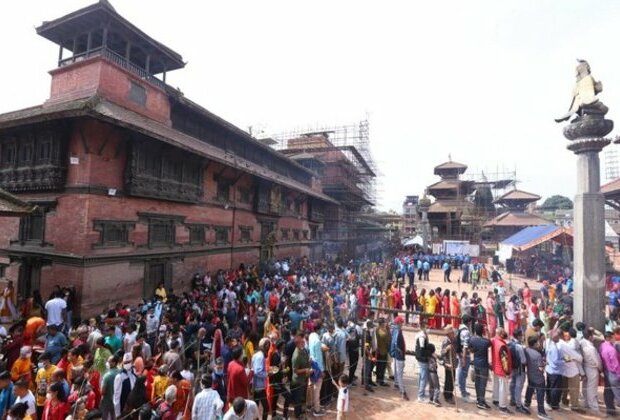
[308,324,326,417]
[544,330,564,409]
[0,371,15,420]
[288,306,308,331]
[44,324,68,364]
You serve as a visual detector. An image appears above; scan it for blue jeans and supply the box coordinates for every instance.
[510,371,525,406]
[456,356,470,397]
[418,361,429,399]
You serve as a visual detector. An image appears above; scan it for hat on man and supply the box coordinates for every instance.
[394,316,405,325]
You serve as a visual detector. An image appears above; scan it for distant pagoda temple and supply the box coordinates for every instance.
[484,189,549,241]
[426,160,475,240]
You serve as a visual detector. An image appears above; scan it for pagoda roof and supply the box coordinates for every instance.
[37,0,184,75]
[434,160,467,174]
[0,96,339,205]
[602,178,620,196]
[428,199,473,213]
[494,189,541,204]
[484,211,550,227]
[0,188,36,216]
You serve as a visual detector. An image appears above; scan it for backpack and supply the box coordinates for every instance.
[414,333,428,362]
[507,341,522,374]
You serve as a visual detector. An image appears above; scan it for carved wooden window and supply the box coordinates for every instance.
[216,180,229,202]
[293,229,300,240]
[281,228,290,241]
[296,202,303,216]
[149,219,175,247]
[93,220,134,247]
[1,141,16,167]
[302,230,309,240]
[188,224,207,245]
[260,221,275,241]
[310,225,318,240]
[128,81,147,107]
[19,207,45,244]
[239,226,252,243]
[214,226,229,244]
[239,188,250,204]
[19,140,34,164]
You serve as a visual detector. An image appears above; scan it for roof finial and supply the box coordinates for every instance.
[448,153,452,162]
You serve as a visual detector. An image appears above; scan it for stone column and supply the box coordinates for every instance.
[565,125,612,330]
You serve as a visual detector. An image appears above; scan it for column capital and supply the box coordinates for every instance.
[567,137,611,154]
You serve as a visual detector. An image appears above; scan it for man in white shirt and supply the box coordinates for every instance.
[192,374,223,420]
[13,380,36,419]
[557,330,584,413]
[223,397,259,420]
[44,293,66,327]
[580,328,603,412]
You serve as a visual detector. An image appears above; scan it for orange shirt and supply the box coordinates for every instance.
[24,317,45,345]
[10,357,32,382]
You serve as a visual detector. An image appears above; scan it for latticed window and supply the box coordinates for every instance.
[214,226,229,244]
[281,228,290,241]
[149,220,175,247]
[216,181,230,202]
[239,226,252,243]
[93,220,134,247]
[293,229,300,240]
[188,225,206,245]
[303,230,309,240]
[20,209,44,243]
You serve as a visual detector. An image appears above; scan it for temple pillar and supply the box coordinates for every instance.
[567,131,612,330]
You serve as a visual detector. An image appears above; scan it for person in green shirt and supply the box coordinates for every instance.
[94,337,113,375]
[291,332,311,419]
[375,318,391,386]
[104,327,122,354]
[100,354,120,420]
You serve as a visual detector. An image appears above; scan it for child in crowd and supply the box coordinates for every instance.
[332,373,350,420]
[427,344,441,407]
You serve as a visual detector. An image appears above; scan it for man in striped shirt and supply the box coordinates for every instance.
[192,374,223,420]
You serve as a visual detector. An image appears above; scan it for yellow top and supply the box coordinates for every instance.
[425,295,438,315]
[152,375,169,401]
[35,364,57,406]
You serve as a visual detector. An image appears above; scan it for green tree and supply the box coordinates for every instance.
[542,195,573,210]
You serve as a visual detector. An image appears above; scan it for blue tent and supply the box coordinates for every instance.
[498,224,564,262]
[500,225,560,247]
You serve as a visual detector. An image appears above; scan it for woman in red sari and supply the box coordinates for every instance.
[485,291,497,339]
[450,291,460,328]
[442,289,451,327]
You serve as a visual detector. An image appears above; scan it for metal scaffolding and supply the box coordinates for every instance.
[270,120,378,207]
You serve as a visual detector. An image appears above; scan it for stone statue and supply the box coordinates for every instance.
[555,59,608,123]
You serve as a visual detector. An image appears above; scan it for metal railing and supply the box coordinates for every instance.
[58,47,167,90]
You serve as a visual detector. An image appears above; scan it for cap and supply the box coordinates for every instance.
[394,316,405,325]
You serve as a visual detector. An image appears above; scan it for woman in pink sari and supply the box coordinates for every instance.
[522,282,532,307]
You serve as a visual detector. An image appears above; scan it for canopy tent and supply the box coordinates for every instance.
[498,224,572,262]
[402,235,424,247]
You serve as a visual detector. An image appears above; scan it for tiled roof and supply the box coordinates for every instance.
[434,161,467,170]
[602,178,620,196]
[428,200,473,213]
[495,189,541,203]
[484,211,551,227]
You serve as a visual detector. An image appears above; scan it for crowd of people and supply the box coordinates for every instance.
[0,250,618,420]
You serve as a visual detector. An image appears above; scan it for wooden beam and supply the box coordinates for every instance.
[78,125,90,154]
[102,26,108,48]
[58,45,63,63]
[145,54,151,74]
[86,31,92,55]
[125,41,131,63]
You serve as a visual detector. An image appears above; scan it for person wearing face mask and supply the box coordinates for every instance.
[112,353,136,418]
[34,353,56,420]
[211,357,227,405]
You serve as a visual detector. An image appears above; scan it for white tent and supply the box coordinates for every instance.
[403,235,424,247]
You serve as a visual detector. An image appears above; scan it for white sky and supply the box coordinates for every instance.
[2,0,620,211]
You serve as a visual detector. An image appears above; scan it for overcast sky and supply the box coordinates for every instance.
[1,0,620,211]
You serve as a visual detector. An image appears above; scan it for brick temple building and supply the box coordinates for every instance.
[0,1,339,315]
